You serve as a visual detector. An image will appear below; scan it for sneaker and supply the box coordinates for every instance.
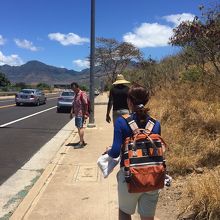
[74,143,84,149]
[72,141,80,146]
[72,141,87,147]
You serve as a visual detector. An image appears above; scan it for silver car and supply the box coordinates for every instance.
[15,89,47,106]
[57,90,75,113]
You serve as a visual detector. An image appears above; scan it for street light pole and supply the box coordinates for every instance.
[88,0,96,127]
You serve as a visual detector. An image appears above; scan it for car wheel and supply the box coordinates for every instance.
[16,102,20,106]
[57,108,61,113]
[36,99,40,106]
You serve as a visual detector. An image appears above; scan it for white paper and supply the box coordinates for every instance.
[97,154,120,178]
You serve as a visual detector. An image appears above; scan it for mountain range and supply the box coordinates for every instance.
[0,60,104,86]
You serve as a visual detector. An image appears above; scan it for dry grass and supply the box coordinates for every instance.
[183,167,220,219]
[149,81,220,175]
[148,81,220,218]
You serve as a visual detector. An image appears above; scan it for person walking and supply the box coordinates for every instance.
[107,84,161,220]
[106,74,130,124]
[70,82,89,149]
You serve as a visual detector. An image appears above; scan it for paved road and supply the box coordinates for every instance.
[0,94,72,185]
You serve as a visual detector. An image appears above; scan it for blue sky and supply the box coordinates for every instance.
[0,0,210,71]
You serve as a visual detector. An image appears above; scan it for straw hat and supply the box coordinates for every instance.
[112,74,130,85]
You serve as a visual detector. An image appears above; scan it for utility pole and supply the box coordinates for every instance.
[88,0,96,127]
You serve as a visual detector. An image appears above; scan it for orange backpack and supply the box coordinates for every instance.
[122,114,167,193]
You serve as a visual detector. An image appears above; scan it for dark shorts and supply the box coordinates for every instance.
[75,116,84,128]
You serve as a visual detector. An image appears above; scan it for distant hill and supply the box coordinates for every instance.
[0,60,104,86]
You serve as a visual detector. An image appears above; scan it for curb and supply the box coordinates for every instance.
[9,131,77,220]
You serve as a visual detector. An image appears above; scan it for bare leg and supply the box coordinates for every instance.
[119,209,131,220]
[78,127,85,143]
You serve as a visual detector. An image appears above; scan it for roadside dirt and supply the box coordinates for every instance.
[156,175,196,220]
[157,177,185,220]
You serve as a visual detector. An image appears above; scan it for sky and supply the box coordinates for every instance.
[0,0,212,71]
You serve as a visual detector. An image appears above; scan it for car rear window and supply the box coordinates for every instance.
[21,90,34,94]
[61,92,74,96]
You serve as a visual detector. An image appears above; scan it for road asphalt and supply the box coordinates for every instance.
[8,93,166,220]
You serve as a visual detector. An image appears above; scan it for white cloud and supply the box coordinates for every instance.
[163,13,195,26]
[123,23,173,48]
[0,51,23,66]
[48,32,89,46]
[14,39,39,51]
[73,59,90,70]
[123,13,195,48]
[0,35,6,45]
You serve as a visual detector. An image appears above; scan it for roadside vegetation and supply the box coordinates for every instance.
[0,74,52,94]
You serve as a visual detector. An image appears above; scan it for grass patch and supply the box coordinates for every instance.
[182,167,220,219]
[1,170,43,220]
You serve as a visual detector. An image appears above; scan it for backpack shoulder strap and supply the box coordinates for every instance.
[145,117,156,134]
[122,114,139,134]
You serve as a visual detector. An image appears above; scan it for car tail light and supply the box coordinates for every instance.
[58,97,64,101]
[30,95,35,98]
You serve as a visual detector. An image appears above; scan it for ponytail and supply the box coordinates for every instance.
[134,105,150,127]
[127,84,150,127]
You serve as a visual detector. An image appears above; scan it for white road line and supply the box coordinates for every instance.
[0,106,57,128]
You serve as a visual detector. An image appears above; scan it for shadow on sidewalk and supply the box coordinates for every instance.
[66,142,80,146]
[66,142,88,148]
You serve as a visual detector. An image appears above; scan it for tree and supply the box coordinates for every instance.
[0,72,10,87]
[138,57,158,90]
[95,37,143,83]
[169,3,220,75]
[36,83,51,90]
[15,82,27,89]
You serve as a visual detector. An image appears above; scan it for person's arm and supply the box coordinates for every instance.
[70,102,74,119]
[106,89,113,123]
[81,92,89,119]
[153,121,166,152]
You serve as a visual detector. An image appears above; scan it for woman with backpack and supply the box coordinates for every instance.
[107,83,162,220]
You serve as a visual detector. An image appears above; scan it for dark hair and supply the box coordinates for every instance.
[127,83,150,126]
[70,82,79,88]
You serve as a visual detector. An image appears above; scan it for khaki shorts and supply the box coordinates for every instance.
[117,169,159,217]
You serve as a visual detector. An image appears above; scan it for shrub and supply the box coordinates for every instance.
[181,67,203,82]
[36,83,51,90]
